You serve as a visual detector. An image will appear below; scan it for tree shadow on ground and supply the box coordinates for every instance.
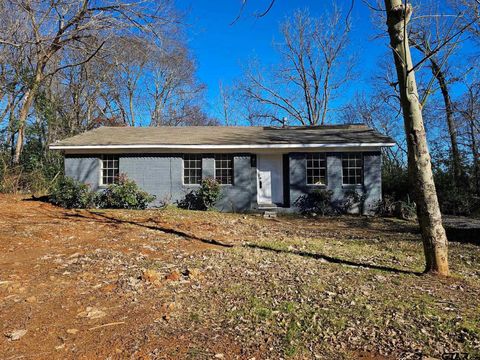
[246,243,422,275]
[341,216,420,236]
[23,195,51,203]
[61,210,234,248]
[83,211,422,275]
[340,215,480,245]
[297,215,421,241]
[24,197,478,245]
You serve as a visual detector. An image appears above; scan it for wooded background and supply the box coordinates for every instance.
[0,0,478,217]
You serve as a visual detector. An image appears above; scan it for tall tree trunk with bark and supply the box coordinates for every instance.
[8,97,17,164]
[13,67,43,165]
[383,0,449,275]
[429,59,463,186]
[13,89,35,164]
[468,117,480,195]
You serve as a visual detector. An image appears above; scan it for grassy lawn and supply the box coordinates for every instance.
[0,195,479,359]
[162,216,480,359]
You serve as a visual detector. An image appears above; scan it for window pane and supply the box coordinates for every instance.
[215,155,233,185]
[306,153,326,185]
[184,154,202,184]
[342,153,362,185]
[101,155,119,185]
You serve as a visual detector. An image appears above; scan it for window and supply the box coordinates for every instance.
[184,154,202,185]
[215,154,233,185]
[342,153,363,185]
[101,155,119,185]
[306,153,327,185]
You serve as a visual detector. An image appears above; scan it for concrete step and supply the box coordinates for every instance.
[263,210,277,219]
[258,203,278,210]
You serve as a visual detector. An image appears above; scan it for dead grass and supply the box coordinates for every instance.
[0,194,479,359]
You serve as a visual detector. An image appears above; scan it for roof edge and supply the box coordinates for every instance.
[50,142,396,150]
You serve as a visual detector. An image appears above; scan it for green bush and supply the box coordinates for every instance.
[178,178,221,210]
[294,189,337,216]
[95,175,155,209]
[50,176,95,209]
[295,188,367,216]
[197,178,221,209]
[49,175,155,210]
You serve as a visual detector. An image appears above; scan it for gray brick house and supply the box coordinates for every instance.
[50,125,395,214]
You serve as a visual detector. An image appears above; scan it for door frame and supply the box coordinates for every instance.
[282,154,290,207]
[256,153,284,205]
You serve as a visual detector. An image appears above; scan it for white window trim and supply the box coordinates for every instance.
[182,154,203,186]
[214,155,234,186]
[342,153,363,186]
[99,154,119,186]
[306,153,328,186]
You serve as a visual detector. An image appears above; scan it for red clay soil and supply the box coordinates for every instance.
[0,195,232,359]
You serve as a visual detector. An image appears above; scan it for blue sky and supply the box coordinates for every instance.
[177,0,476,124]
[179,0,386,121]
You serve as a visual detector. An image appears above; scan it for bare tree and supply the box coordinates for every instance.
[167,105,219,126]
[218,81,233,126]
[46,51,112,137]
[342,92,407,166]
[148,46,205,126]
[456,78,480,194]
[341,57,409,165]
[383,0,450,275]
[240,7,354,126]
[0,0,178,164]
[451,0,480,42]
[92,37,154,127]
[408,3,470,188]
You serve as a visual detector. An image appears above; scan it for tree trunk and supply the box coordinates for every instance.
[129,90,135,126]
[13,88,35,165]
[429,59,463,186]
[13,68,42,165]
[320,67,331,125]
[468,118,480,195]
[8,98,17,165]
[384,0,449,275]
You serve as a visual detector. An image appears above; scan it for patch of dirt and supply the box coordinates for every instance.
[0,195,479,359]
[0,195,221,359]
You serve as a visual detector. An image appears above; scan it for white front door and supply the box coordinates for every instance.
[257,154,283,205]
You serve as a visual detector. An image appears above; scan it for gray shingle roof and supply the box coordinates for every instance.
[50,125,395,148]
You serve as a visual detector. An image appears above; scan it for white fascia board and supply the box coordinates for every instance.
[49,142,396,150]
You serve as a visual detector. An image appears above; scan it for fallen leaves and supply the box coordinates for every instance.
[77,306,107,320]
[161,302,176,321]
[165,270,181,282]
[5,329,27,341]
[142,268,162,285]
[1,196,479,359]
